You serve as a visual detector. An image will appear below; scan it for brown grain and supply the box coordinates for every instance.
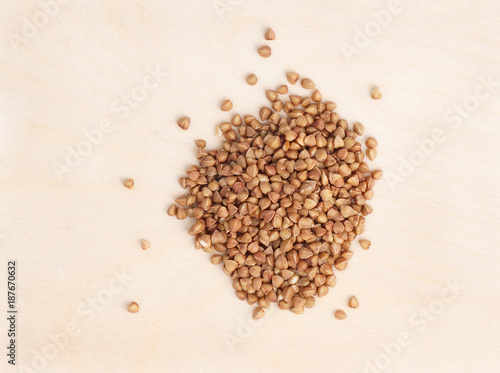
[123,179,134,189]
[286,72,300,85]
[128,302,139,313]
[348,296,359,309]
[177,117,190,130]
[253,307,265,319]
[141,239,150,250]
[246,74,258,85]
[301,78,315,89]
[359,239,371,250]
[264,28,276,40]
[334,309,346,320]
[371,87,382,100]
[220,100,233,111]
[257,46,271,58]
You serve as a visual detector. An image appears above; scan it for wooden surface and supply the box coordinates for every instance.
[1,1,500,372]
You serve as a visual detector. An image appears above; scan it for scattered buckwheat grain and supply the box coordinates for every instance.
[141,239,150,251]
[348,296,359,308]
[264,28,276,40]
[371,87,382,100]
[277,85,288,95]
[128,302,139,313]
[335,310,347,320]
[286,72,300,85]
[253,307,265,319]
[177,117,190,130]
[246,74,258,85]
[257,46,271,58]
[220,100,233,112]
[123,179,134,189]
[301,78,315,89]
[359,239,371,250]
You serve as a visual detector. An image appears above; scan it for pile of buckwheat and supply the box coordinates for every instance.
[168,28,381,319]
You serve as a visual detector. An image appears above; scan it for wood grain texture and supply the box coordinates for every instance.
[1,1,499,372]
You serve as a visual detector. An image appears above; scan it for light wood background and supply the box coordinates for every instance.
[1,1,499,372]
